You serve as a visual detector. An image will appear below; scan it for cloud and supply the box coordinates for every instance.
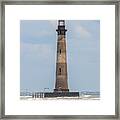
[21,20,56,44]
[31,30,53,37]
[73,25,91,39]
[21,28,53,38]
[66,20,92,40]
[49,20,57,29]
[21,42,54,61]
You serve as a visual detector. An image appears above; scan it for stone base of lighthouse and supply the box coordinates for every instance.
[44,92,79,98]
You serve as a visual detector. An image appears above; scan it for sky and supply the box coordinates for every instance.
[20,20,100,92]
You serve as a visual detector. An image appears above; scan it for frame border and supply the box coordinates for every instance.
[0,0,119,119]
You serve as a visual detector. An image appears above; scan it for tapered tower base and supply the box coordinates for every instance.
[54,89,69,92]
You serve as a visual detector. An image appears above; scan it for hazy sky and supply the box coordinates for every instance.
[20,20,100,92]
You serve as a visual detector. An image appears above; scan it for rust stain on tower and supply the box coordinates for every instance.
[54,20,69,92]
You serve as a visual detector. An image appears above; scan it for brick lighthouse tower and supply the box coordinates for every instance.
[54,20,69,92]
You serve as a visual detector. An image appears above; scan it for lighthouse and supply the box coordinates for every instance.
[54,20,69,92]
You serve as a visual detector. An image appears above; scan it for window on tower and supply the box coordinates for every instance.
[60,49,61,54]
[59,68,61,75]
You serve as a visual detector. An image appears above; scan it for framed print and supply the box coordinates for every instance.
[0,0,119,119]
